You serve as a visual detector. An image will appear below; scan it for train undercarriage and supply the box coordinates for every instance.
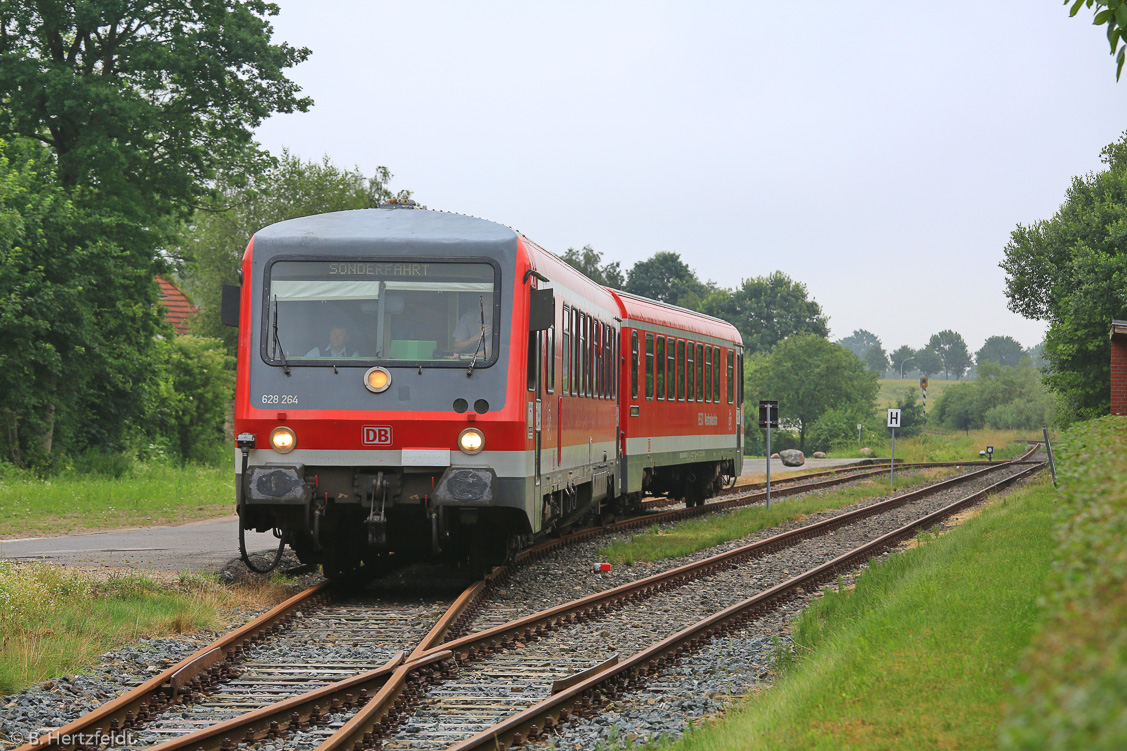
[239,458,737,578]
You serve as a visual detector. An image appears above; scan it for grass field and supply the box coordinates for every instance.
[835,428,1033,462]
[599,468,957,565]
[0,562,293,694]
[878,377,958,410]
[0,462,232,538]
[662,476,1055,751]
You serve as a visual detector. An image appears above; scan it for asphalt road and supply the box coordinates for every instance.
[0,456,870,574]
[0,516,278,573]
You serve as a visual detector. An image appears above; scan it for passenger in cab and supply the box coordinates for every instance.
[452,293,493,355]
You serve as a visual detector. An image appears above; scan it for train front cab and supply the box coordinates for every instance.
[231,209,559,575]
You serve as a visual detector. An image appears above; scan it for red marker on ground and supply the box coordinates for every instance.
[593,562,612,572]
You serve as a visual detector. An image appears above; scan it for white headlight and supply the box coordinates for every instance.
[270,426,297,453]
[457,427,485,455]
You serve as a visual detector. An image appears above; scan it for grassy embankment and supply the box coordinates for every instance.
[599,468,957,565]
[0,562,293,695]
[657,475,1055,751]
[0,462,232,538]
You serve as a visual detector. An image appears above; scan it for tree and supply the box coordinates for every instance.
[624,251,708,307]
[743,333,879,450]
[0,1,310,218]
[837,329,881,360]
[976,335,1025,368]
[699,271,829,356]
[0,2,310,465]
[915,346,943,378]
[864,344,890,375]
[561,245,625,289]
[889,345,917,377]
[1067,0,1127,79]
[180,150,409,353]
[0,138,163,465]
[927,330,971,380]
[1001,132,1127,420]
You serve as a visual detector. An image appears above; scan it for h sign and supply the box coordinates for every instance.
[887,409,902,428]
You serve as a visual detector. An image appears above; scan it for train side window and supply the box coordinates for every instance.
[587,316,594,398]
[546,325,555,394]
[527,331,539,391]
[577,312,585,397]
[612,329,619,399]
[665,338,675,401]
[676,339,686,401]
[655,336,666,400]
[605,325,613,399]
[562,306,570,394]
[645,333,655,400]
[631,331,639,399]
[726,349,734,403]
[686,342,696,401]
[737,353,743,405]
[696,343,705,402]
[713,347,721,403]
[704,345,712,402]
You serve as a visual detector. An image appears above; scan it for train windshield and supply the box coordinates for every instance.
[264,260,498,365]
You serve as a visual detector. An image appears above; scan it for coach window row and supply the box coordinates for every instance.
[559,304,618,400]
[633,332,741,405]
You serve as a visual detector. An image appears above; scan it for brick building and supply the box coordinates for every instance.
[1112,320,1127,415]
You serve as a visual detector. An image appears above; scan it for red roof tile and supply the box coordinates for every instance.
[156,276,198,335]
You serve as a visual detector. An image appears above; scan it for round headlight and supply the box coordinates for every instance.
[269,426,297,454]
[457,427,485,455]
[364,367,391,393]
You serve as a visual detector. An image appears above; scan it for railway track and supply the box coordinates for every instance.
[11,453,1039,751]
[297,455,1039,751]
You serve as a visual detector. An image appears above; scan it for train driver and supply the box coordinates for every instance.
[452,293,493,355]
[306,325,355,358]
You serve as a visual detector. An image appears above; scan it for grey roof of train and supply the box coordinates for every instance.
[252,208,518,252]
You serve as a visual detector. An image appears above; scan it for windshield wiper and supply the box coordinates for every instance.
[272,294,291,376]
[467,294,487,377]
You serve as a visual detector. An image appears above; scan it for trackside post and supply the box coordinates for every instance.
[887,408,901,489]
[759,400,779,509]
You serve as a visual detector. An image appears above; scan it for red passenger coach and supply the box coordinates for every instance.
[224,204,743,576]
[613,292,743,505]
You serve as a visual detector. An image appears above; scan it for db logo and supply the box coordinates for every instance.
[362,426,393,446]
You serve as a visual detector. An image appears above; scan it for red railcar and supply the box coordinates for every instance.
[226,204,743,575]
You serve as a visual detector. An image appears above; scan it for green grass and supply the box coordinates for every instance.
[0,561,294,694]
[828,428,1032,463]
[660,476,1055,751]
[599,468,957,565]
[0,461,233,537]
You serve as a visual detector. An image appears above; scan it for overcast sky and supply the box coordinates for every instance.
[253,1,1127,357]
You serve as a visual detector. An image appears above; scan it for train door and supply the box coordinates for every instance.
[528,328,542,488]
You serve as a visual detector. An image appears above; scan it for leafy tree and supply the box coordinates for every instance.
[927,329,971,380]
[915,346,943,378]
[0,1,309,466]
[976,335,1025,368]
[743,333,879,450]
[0,1,310,218]
[837,329,881,360]
[1067,0,1127,79]
[624,251,708,307]
[0,138,165,466]
[864,344,890,375]
[561,245,625,289]
[180,150,408,353]
[889,345,917,377]
[932,362,1053,431]
[1001,133,1127,420]
[699,271,829,356]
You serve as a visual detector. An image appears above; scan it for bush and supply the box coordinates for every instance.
[933,362,1052,432]
[142,335,233,465]
[1001,416,1127,750]
[805,406,882,454]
